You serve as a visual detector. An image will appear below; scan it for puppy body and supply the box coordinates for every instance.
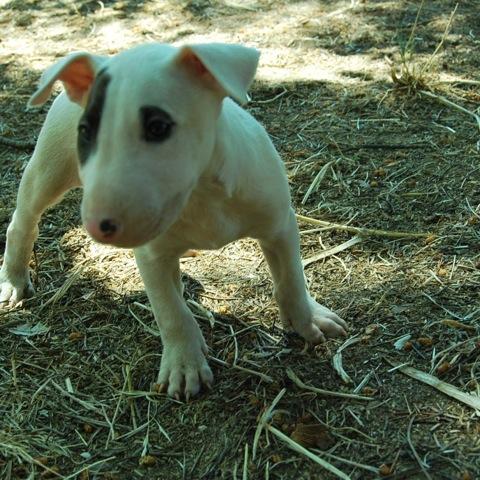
[0,43,347,398]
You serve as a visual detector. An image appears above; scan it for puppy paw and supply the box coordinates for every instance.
[157,332,213,400]
[289,297,347,344]
[0,268,34,308]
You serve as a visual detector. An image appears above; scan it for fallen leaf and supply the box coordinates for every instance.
[83,423,94,434]
[291,423,335,450]
[373,167,386,177]
[9,322,50,337]
[365,324,380,336]
[68,331,84,341]
[437,362,451,375]
[394,334,412,350]
[79,469,90,480]
[378,463,393,476]
[362,387,378,397]
[139,455,156,467]
[417,337,434,347]
[442,319,476,333]
[218,305,230,315]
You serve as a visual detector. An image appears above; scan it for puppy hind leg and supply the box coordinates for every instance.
[0,146,80,307]
[259,209,347,343]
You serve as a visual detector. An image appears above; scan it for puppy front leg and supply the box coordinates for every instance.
[1,147,79,307]
[259,209,347,343]
[134,247,213,400]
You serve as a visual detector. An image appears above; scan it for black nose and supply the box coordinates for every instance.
[99,219,117,237]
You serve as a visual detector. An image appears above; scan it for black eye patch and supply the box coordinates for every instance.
[77,69,111,165]
[140,106,175,143]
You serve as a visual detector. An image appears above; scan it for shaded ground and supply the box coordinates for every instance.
[1,1,479,479]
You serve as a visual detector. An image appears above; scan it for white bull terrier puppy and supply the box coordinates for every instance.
[0,43,347,399]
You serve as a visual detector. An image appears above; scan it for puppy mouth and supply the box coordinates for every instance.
[100,203,182,248]
[105,216,165,249]
[85,192,187,248]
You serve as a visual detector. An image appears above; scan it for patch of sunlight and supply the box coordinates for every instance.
[1,35,37,56]
[96,21,138,50]
[258,47,387,83]
[59,225,142,294]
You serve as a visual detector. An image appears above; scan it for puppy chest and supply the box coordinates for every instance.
[177,204,244,250]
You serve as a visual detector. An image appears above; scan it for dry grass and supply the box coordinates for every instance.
[1,1,480,479]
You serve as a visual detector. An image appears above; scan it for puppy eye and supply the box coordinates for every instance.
[78,122,92,141]
[145,117,173,142]
[141,106,175,143]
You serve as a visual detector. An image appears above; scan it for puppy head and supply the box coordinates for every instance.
[30,43,259,248]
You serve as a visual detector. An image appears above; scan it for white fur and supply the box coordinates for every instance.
[0,43,347,399]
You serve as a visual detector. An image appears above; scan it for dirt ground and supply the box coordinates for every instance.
[1,1,480,479]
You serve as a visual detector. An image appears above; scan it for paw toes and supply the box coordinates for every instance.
[0,286,13,304]
[157,368,169,387]
[314,318,347,338]
[0,279,33,308]
[159,351,214,400]
[167,372,184,398]
[301,325,326,344]
[330,314,348,330]
[157,383,167,393]
[185,370,201,398]
[291,299,349,342]
[200,364,214,385]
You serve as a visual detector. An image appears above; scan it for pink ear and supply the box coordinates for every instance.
[177,49,219,92]
[58,58,97,103]
[29,52,106,107]
[175,44,259,105]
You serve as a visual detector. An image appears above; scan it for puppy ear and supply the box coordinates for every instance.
[29,52,107,107]
[176,43,260,104]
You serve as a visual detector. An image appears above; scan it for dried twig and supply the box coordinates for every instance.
[296,214,430,239]
[210,356,274,384]
[316,451,379,474]
[0,135,36,150]
[39,266,84,311]
[419,90,480,131]
[419,3,458,76]
[253,388,286,460]
[339,142,429,152]
[407,415,433,480]
[332,335,363,384]
[251,88,287,104]
[286,368,373,401]
[63,457,116,480]
[50,380,103,413]
[303,235,363,268]
[301,160,334,205]
[385,359,480,410]
[242,443,249,480]
[267,425,351,480]
[0,442,65,478]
